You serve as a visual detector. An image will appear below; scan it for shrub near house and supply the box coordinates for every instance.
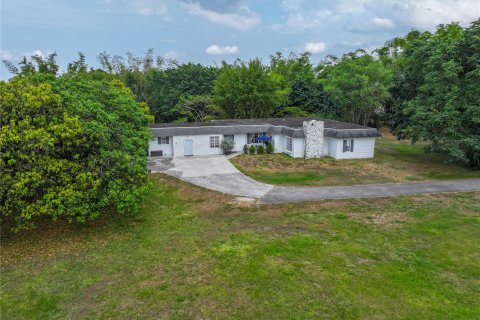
[220,138,235,154]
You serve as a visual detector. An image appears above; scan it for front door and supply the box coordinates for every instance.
[184,139,193,156]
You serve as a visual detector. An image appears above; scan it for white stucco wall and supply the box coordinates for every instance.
[328,138,338,159]
[171,134,223,157]
[292,137,305,158]
[322,137,330,156]
[273,134,285,153]
[148,132,375,159]
[233,133,247,152]
[148,136,174,156]
[329,137,376,159]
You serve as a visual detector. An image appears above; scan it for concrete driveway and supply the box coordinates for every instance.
[149,156,480,202]
[150,155,274,198]
[260,179,480,204]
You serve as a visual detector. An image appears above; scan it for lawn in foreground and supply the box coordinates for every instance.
[231,129,480,186]
[1,175,480,319]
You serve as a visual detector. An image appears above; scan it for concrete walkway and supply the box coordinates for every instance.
[148,156,480,203]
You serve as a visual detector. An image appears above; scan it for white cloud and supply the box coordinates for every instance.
[293,10,332,30]
[23,49,47,58]
[372,17,394,28]
[0,50,14,60]
[0,49,52,62]
[206,45,239,55]
[303,42,326,54]
[133,0,167,16]
[184,2,260,31]
[276,1,337,32]
[163,50,185,60]
[404,0,480,28]
[336,0,372,14]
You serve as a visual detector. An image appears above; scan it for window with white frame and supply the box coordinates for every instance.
[210,136,220,148]
[286,136,292,152]
[224,134,234,142]
[250,133,260,143]
[158,137,170,144]
[342,139,354,152]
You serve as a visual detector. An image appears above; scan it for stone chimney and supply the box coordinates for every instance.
[303,120,324,158]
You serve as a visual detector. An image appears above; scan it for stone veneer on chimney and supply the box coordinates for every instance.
[303,120,324,158]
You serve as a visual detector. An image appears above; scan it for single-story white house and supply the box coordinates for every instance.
[148,117,381,159]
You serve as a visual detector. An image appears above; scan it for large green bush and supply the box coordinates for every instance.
[220,138,235,154]
[0,76,153,230]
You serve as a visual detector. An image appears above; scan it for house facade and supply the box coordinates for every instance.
[148,118,381,159]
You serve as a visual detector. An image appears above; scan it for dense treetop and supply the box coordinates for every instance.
[1,57,152,230]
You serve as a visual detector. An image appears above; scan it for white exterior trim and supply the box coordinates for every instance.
[149,126,377,159]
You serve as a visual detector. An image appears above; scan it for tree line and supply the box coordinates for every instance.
[1,19,479,230]
[75,19,478,167]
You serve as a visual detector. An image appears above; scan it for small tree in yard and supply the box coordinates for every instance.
[257,145,264,154]
[243,144,249,154]
[249,144,256,154]
[220,138,235,155]
[266,143,273,154]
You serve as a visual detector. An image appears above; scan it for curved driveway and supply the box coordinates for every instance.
[148,156,480,203]
[150,155,273,198]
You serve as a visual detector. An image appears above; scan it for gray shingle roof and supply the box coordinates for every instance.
[150,117,381,139]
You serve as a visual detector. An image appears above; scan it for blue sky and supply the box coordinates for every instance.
[1,0,479,79]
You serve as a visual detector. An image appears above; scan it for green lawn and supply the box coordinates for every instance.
[2,175,480,319]
[231,131,480,186]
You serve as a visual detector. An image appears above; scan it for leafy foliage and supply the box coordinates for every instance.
[257,145,264,154]
[268,53,334,117]
[147,63,218,122]
[0,62,152,230]
[266,143,274,154]
[249,144,256,154]
[95,50,217,122]
[285,77,334,116]
[319,50,392,126]
[213,59,287,118]
[384,20,480,167]
[220,138,235,155]
[275,106,311,117]
[174,95,224,122]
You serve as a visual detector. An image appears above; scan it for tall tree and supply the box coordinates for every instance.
[1,57,152,230]
[385,21,480,167]
[318,50,392,126]
[287,77,335,117]
[213,59,287,118]
[148,63,218,122]
[269,52,334,116]
[174,95,224,122]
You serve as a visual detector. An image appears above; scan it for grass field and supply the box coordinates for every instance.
[2,175,480,319]
[231,129,480,186]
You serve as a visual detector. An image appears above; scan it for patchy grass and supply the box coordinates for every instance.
[1,175,480,319]
[252,171,325,185]
[231,129,480,186]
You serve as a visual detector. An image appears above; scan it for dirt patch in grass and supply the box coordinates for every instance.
[0,213,129,266]
[370,212,410,228]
